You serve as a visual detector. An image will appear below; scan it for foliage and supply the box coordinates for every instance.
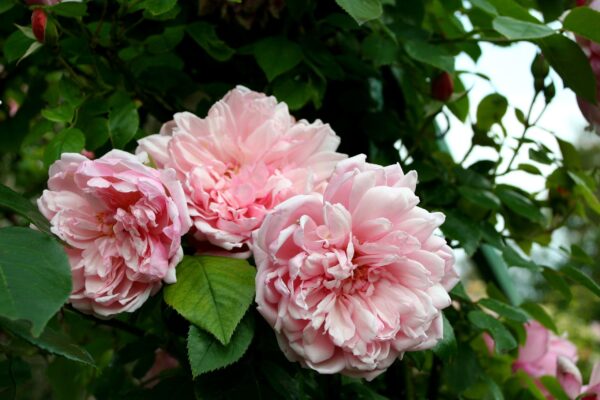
[1,0,600,399]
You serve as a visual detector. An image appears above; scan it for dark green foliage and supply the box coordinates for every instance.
[1,0,600,399]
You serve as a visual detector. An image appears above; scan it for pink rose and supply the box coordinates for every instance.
[557,356,584,399]
[38,150,191,316]
[556,359,600,400]
[253,155,459,380]
[576,0,600,133]
[581,363,600,399]
[513,321,578,380]
[137,86,345,258]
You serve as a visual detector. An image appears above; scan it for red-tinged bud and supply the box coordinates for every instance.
[576,0,587,6]
[80,149,95,159]
[556,186,570,197]
[431,72,454,102]
[31,9,47,43]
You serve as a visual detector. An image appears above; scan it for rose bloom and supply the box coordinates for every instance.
[577,0,600,133]
[137,86,345,257]
[557,357,600,400]
[253,155,459,379]
[582,363,600,399]
[38,150,191,316]
[512,321,578,380]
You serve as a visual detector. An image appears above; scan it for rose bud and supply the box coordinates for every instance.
[31,9,47,43]
[431,72,454,102]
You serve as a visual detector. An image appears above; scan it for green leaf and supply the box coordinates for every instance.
[3,30,35,63]
[79,117,110,150]
[0,0,15,14]
[496,185,545,224]
[542,268,572,301]
[135,0,177,16]
[471,0,498,15]
[405,40,454,72]
[536,0,565,22]
[468,311,517,353]
[186,22,234,62]
[187,314,254,377]
[362,33,397,66]
[521,302,557,333]
[15,25,35,41]
[432,314,457,360]
[273,77,314,110]
[458,186,501,210]
[492,16,554,39]
[571,244,594,265]
[568,171,600,214]
[561,265,600,298]
[539,34,596,103]
[517,163,542,175]
[485,0,539,22]
[563,7,600,44]
[50,2,87,17]
[447,77,470,122]
[44,128,86,167]
[476,93,508,131]
[502,245,540,271]
[335,0,382,25]
[0,184,52,236]
[540,376,570,400]
[253,37,303,82]
[478,298,529,322]
[164,256,256,345]
[512,370,547,400]
[481,245,522,306]
[444,344,482,392]
[441,211,482,256]
[108,92,139,149]
[41,104,75,123]
[146,26,185,54]
[557,138,581,169]
[0,227,71,337]
[529,147,553,164]
[0,318,95,366]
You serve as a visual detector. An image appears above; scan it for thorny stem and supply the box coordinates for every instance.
[460,141,475,165]
[427,356,441,400]
[66,306,145,337]
[429,29,526,45]
[403,361,415,400]
[496,90,549,176]
[56,55,89,89]
[92,0,109,44]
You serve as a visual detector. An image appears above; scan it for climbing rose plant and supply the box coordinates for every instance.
[1,0,600,399]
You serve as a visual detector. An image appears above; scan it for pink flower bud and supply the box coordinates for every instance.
[80,149,95,159]
[557,356,583,399]
[431,72,454,102]
[31,9,47,43]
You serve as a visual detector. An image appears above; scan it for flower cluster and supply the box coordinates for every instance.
[39,86,459,378]
[486,322,600,399]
